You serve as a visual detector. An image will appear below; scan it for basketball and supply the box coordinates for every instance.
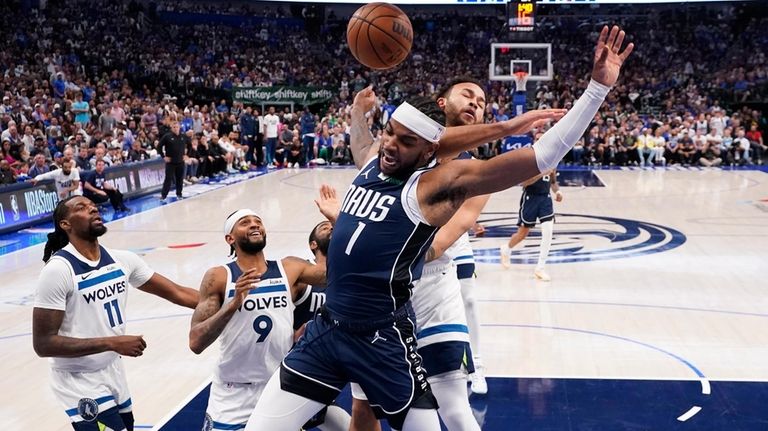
[347,2,413,70]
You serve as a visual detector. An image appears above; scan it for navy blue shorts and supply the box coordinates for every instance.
[419,341,475,377]
[281,311,435,426]
[456,263,475,280]
[518,192,555,228]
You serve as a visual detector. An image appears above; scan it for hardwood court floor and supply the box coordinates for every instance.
[1,167,766,430]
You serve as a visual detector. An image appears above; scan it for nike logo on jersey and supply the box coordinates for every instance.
[81,272,94,280]
[340,184,395,222]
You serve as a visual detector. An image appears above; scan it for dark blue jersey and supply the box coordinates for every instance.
[293,286,326,330]
[325,157,439,320]
[524,173,553,195]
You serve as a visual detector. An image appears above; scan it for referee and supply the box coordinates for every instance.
[157,120,191,201]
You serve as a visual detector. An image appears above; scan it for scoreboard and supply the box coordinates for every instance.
[508,0,536,32]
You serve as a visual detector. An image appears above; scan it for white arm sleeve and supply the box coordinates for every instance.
[34,259,72,311]
[533,79,611,172]
[111,249,155,288]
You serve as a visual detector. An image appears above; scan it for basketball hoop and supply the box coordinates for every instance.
[513,71,529,93]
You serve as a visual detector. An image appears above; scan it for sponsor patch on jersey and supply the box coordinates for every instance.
[77,398,99,422]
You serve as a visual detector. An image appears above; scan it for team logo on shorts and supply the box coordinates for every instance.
[473,212,686,264]
[77,398,99,422]
[202,413,213,431]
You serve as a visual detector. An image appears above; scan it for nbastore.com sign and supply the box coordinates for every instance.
[233,86,335,105]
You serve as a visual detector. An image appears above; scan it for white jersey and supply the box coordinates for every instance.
[215,260,294,384]
[263,114,280,138]
[34,244,155,372]
[448,232,475,267]
[34,168,82,198]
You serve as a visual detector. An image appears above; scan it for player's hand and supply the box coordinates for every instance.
[591,25,634,87]
[352,85,376,113]
[314,184,341,223]
[503,109,566,136]
[555,190,563,202]
[110,335,147,357]
[164,156,171,163]
[231,268,261,309]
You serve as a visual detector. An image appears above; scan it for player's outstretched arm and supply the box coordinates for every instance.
[283,257,327,299]
[189,267,258,354]
[440,24,633,169]
[138,273,199,308]
[349,86,379,169]
[426,194,490,262]
[33,308,147,358]
[437,109,566,159]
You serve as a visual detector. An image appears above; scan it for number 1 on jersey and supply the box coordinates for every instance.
[345,221,366,255]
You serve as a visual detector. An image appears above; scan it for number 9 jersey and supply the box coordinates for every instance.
[215,260,294,384]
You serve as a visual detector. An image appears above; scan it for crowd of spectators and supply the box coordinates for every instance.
[1,0,766,193]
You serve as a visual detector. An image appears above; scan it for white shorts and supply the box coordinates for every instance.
[50,358,132,423]
[411,264,470,347]
[204,380,265,430]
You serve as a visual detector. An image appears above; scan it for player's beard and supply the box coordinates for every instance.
[315,234,331,256]
[378,144,420,180]
[238,234,266,254]
[445,102,477,127]
[88,224,107,238]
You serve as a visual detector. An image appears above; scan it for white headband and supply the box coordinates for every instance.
[390,102,445,144]
[224,209,259,235]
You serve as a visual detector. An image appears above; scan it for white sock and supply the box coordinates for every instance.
[317,405,352,431]
[459,277,482,366]
[533,79,611,172]
[244,370,327,430]
[537,220,554,271]
[429,371,481,431]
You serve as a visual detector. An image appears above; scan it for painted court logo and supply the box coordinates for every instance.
[473,212,686,264]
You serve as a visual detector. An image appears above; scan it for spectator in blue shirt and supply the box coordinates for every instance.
[299,107,316,165]
[72,92,90,125]
[52,73,66,99]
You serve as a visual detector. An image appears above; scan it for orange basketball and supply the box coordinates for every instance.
[347,3,413,70]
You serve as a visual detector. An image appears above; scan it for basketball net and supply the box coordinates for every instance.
[513,71,528,93]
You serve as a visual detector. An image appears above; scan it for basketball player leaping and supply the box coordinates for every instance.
[33,196,199,431]
[500,168,563,281]
[244,25,633,431]
[189,208,349,431]
[347,76,532,429]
